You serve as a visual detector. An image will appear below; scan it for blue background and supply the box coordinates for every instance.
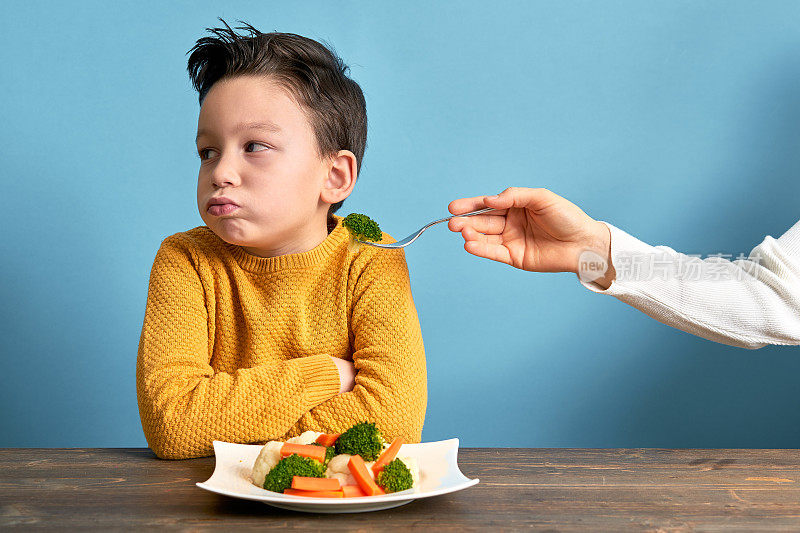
[2,1,799,449]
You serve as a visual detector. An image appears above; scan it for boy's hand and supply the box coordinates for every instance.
[448,187,615,288]
[331,357,356,394]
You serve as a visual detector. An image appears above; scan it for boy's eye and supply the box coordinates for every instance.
[198,148,214,160]
[246,142,270,153]
[197,143,269,160]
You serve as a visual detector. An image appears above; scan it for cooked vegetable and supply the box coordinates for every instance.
[325,453,353,475]
[342,485,367,498]
[291,476,342,491]
[316,433,341,447]
[286,430,323,445]
[251,441,284,487]
[375,458,414,493]
[310,442,336,467]
[262,454,325,493]
[347,454,385,496]
[280,443,327,463]
[284,488,344,498]
[335,421,384,461]
[253,420,420,496]
[372,436,404,475]
[342,213,382,242]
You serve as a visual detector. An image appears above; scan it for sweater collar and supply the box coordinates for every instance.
[221,215,349,273]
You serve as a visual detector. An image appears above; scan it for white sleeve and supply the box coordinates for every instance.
[578,219,800,349]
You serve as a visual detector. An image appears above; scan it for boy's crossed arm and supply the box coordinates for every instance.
[287,248,428,443]
[136,238,342,459]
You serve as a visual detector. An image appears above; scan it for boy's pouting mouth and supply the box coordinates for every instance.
[206,195,240,217]
[195,74,358,259]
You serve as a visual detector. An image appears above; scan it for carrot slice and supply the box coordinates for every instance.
[342,485,367,498]
[284,488,344,498]
[315,433,341,447]
[372,436,405,475]
[280,443,326,463]
[348,455,385,496]
[291,476,342,492]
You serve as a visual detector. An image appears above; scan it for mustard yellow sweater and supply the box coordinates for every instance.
[136,215,427,459]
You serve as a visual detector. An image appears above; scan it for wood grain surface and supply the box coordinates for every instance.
[2,448,799,531]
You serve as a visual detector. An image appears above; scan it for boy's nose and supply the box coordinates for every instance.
[212,172,239,188]
[210,162,241,188]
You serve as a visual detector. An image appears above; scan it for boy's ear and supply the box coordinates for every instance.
[320,150,357,206]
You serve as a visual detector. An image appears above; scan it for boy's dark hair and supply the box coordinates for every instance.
[187,18,367,215]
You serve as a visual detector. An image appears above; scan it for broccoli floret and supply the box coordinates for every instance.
[334,421,384,461]
[311,442,336,467]
[376,458,413,493]
[342,213,382,242]
[262,454,325,493]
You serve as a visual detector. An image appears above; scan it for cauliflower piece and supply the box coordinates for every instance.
[398,456,420,489]
[325,454,355,486]
[251,441,284,488]
[325,453,351,475]
[324,453,377,484]
[286,430,323,445]
[327,472,356,487]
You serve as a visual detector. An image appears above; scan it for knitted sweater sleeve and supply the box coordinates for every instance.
[579,219,800,349]
[287,246,428,442]
[136,236,340,459]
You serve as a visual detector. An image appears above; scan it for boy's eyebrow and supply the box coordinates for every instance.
[195,121,282,143]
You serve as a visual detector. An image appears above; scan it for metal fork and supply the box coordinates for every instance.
[356,208,497,249]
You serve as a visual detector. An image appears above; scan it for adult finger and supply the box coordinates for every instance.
[484,187,560,212]
[449,214,506,234]
[448,196,488,215]
[461,225,503,245]
[463,238,512,265]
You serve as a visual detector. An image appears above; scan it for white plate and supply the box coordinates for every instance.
[196,438,479,513]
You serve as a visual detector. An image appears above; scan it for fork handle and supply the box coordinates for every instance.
[428,207,496,227]
[449,207,496,219]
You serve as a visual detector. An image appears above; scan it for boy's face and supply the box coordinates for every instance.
[195,75,332,257]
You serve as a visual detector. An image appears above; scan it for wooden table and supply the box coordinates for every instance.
[2,448,799,531]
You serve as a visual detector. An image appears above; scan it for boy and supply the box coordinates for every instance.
[136,20,427,459]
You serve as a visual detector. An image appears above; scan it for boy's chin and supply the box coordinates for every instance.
[214,231,258,248]
[206,220,256,247]
[210,226,284,255]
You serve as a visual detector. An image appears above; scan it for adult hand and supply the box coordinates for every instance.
[331,356,356,394]
[448,187,616,288]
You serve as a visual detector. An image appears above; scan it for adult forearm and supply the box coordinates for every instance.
[579,221,800,349]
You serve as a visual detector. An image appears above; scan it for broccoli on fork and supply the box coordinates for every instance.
[342,213,382,242]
